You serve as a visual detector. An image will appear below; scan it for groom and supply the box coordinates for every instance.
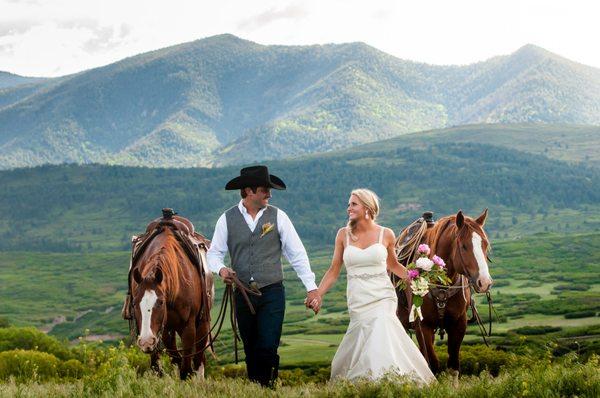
[207,165,320,387]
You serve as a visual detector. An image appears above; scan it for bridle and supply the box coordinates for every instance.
[427,226,497,346]
[131,275,261,361]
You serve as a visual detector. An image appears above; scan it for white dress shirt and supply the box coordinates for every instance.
[207,200,317,291]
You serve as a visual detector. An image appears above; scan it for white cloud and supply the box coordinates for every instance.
[237,4,308,31]
[0,0,599,77]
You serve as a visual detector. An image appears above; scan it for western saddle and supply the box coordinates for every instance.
[122,208,213,321]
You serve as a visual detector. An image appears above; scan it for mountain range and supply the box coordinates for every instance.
[1,34,600,169]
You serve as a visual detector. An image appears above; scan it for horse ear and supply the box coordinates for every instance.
[133,268,142,284]
[155,268,163,284]
[475,208,488,226]
[456,210,465,229]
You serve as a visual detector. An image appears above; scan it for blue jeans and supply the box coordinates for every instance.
[235,281,285,386]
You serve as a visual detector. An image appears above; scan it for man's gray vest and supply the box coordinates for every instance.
[226,205,283,288]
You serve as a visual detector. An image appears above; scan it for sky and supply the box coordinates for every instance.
[1,0,599,77]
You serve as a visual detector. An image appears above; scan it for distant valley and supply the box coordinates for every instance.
[0,123,598,253]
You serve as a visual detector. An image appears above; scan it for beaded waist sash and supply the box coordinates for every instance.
[347,270,388,280]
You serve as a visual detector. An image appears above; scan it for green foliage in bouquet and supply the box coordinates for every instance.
[396,244,451,319]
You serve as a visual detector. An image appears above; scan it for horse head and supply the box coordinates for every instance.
[450,209,493,293]
[132,267,167,353]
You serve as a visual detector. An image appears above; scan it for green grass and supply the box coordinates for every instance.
[0,231,599,367]
[0,352,598,397]
[279,334,341,365]
[0,251,129,327]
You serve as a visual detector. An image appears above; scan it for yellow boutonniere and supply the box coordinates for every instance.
[260,222,274,238]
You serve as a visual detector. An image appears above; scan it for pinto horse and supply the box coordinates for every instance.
[396,209,493,374]
[131,228,211,379]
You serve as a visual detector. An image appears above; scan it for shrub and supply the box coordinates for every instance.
[517,281,542,288]
[564,311,596,319]
[0,327,72,360]
[59,359,86,379]
[434,344,532,376]
[0,349,60,381]
[513,325,562,335]
[554,284,590,292]
[218,363,246,379]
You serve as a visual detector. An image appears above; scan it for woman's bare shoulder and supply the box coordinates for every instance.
[382,226,396,241]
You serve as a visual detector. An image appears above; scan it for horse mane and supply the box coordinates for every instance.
[427,216,455,256]
[429,214,490,254]
[141,229,191,303]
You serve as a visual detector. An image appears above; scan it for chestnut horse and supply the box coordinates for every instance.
[131,228,211,379]
[396,209,493,374]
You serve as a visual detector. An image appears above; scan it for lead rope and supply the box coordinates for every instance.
[395,219,428,267]
[160,276,260,360]
[469,286,493,347]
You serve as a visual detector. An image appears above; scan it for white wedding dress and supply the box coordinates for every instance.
[330,227,435,383]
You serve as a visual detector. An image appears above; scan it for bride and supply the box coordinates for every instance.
[308,188,435,382]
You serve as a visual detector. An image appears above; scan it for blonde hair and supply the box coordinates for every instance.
[347,188,380,241]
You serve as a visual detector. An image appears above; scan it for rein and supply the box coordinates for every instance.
[155,275,261,360]
[452,230,498,346]
[467,289,499,347]
[428,276,497,347]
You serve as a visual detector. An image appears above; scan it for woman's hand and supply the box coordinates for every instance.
[305,290,322,314]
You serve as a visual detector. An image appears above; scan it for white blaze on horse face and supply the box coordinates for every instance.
[139,289,158,342]
[472,232,492,291]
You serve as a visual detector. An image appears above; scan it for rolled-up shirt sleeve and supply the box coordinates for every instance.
[207,213,228,275]
[278,209,317,291]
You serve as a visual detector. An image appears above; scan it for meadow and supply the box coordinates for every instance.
[0,232,599,396]
[0,326,598,397]
[1,206,599,398]
[0,231,599,366]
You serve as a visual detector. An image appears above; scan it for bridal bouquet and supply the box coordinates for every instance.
[397,244,451,322]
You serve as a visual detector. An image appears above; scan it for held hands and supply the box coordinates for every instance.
[305,289,322,314]
[218,267,236,285]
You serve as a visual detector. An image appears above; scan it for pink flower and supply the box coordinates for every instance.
[432,255,446,268]
[417,244,431,256]
[408,269,420,280]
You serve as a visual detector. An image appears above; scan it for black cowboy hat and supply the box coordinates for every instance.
[225,165,286,190]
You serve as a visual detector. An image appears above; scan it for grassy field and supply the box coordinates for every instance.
[0,231,599,369]
[0,231,599,396]
[0,337,598,397]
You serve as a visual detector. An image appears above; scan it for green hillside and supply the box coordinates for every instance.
[0,133,598,252]
[1,35,599,169]
[346,124,600,166]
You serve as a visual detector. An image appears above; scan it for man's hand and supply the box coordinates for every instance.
[305,289,322,314]
[219,267,236,285]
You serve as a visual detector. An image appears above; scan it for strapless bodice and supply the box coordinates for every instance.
[343,242,388,277]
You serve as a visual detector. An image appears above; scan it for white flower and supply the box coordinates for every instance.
[416,257,434,272]
[410,277,429,297]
